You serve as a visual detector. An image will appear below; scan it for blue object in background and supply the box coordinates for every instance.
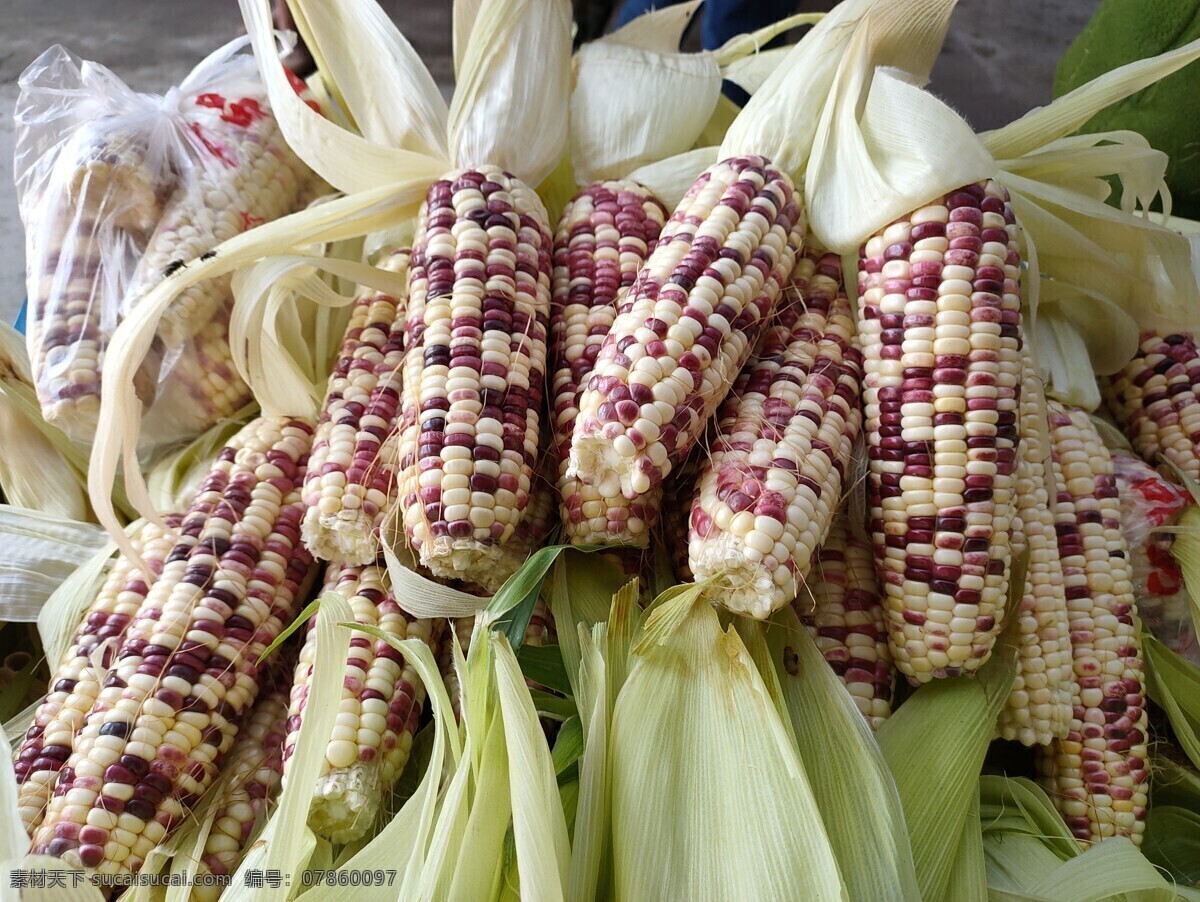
[14,299,28,336]
[612,0,804,51]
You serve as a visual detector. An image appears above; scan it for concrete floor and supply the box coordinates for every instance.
[0,0,1099,327]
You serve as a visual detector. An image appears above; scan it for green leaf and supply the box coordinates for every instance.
[550,716,584,776]
[517,643,574,696]
[1142,805,1200,886]
[758,608,920,902]
[1144,635,1200,767]
[876,623,1018,902]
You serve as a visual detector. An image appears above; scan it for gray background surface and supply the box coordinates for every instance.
[0,0,1100,325]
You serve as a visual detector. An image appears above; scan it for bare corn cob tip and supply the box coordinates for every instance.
[798,511,894,729]
[398,166,553,584]
[283,560,437,843]
[193,683,290,900]
[551,180,668,548]
[481,462,558,594]
[1102,330,1200,484]
[303,248,411,565]
[30,415,316,875]
[858,179,1023,681]
[1038,401,1149,847]
[689,251,863,618]
[997,347,1075,747]
[16,516,182,835]
[566,156,804,504]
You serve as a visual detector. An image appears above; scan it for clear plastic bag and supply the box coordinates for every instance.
[1111,451,1200,664]
[14,35,321,449]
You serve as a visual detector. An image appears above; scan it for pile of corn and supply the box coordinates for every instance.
[4,0,1200,897]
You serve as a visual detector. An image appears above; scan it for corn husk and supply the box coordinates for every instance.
[979,776,1179,901]
[756,607,920,901]
[570,5,821,185]
[1145,635,1200,768]
[0,323,93,520]
[611,584,843,900]
[0,506,109,624]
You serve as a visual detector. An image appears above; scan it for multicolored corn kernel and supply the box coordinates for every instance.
[857,179,1023,682]
[798,510,894,729]
[1037,401,1149,847]
[145,295,255,445]
[997,347,1075,746]
[16,517,181,835]
[566,155,804,503]
[30,415,317,875]
[688,251,863,617]
[550,180,668,547]
[132,90,316,349]
[283,560,438,843]
[303,248,411,565]
[193,683,290,899]
[397,166,553,584]
[1101,330,1200,484]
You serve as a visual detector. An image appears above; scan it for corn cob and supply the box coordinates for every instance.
[25,189,157,435]
[997,349,1074,746]
[799,511,894,730]
[64,126,167,233]
[566,155,804,504]
[551,181,668,547]
[1101,330,1200,483]
[30,416,316,875]
[1038,401,1149,846]
[688,251,862,617]
[483,462,557,594]
[146,294,255,442]
[283,561,437,843]
[397,167,553,584]
[857,180,1022,681]
[131,91,314,348]
[16,517,181,835]
[193,682,289,900]
[303,248,411,565]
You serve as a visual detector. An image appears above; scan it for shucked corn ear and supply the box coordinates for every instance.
[997,346,1075,746]
[688,251,863,617]
[1102,330,1200,483]
[31,416,316,875]
[31,90,314,439]
[148,294,255,438]
[857,180,1022,682]
[283,560,437,843]
[129,91,314,348]
[551,180,668,547]
[566,155,804,504]
[303,248,411,565]
[193,680,289,899]
[398,166,553,585]
[798,509,894,729]
[16,517,181,834]
[1038,401,1149,847]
